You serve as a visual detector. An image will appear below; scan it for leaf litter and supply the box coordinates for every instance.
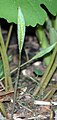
[0,25,57,120]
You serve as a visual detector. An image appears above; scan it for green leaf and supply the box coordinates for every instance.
[0,0,57,26]
[18,7,25,53]
[34,68,43,76]
[32,42,56,60]
[21,42,56,67]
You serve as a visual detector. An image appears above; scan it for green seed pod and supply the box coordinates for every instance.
[18,7,25,53]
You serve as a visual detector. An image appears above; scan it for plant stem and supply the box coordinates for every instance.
[11,52,21,120]
[6,25,13,51]
[0,102,6,117]
[36,26,51,65]
[0,47,8,91]
[38,56,57,96]
[33,44,57,96]
[43,74,57,100]
[0,28,13,91]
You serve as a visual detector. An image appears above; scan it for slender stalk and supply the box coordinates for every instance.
[43,89,52,100]
[0,102,6,117]
[11,52,21,120]
[0,47,8,91]
[33,44,57,96]
[44,80,57,100]
[36,26,51,65]
[47,88,57,100]
[37,56,57,96]
[6,25,13,51]
[0,28,13,91]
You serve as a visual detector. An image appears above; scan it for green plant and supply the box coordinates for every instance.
[0,25,13,80]
[36,25,51,65]
[0,0,57,118]
[33,43,57,97]
[11,6,57,119]
[0,25,13,117]
[0,27,13,92]
[11,7,25,119]
[36,16,57,66]
[33,16,57,98]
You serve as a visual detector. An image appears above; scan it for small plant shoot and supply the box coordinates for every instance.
[11,7,25,119]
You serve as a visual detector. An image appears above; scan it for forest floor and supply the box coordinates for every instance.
[0,23,57,120]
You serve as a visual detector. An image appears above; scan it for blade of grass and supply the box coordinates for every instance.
[0,28,13,91]
[6,25,13,51]
[21,42,56,67]
[0,47,8,91]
